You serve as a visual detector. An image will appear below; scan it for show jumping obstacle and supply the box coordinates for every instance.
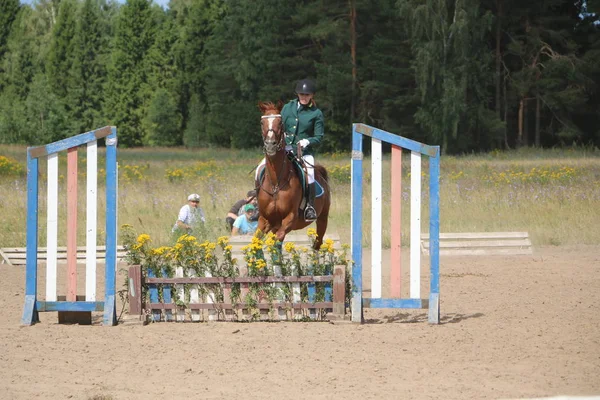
[351,123,440,324]
[22,127,118,326]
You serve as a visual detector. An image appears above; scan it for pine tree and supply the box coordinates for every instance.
[144,88,180,146]
[0,7,38,143]
[400,0,496,152]
[104,0,158,147]
[505,1,589,146]
[0,0,21,92]
[46,0,78,99]
[69,0,109,134]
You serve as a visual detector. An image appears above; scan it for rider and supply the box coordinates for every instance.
[281,78,324,221]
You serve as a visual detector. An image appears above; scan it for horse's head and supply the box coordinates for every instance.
[259,101,284,156]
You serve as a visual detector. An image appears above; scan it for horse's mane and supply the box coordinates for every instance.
[258,101,282,115]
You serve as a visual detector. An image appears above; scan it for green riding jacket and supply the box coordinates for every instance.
[281,98,324,156]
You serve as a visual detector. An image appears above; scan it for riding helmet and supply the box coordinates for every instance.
[295,79,316,95]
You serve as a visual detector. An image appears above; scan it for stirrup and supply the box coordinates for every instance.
[304,205,317,221]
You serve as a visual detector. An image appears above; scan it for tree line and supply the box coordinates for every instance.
[0,0,598,154]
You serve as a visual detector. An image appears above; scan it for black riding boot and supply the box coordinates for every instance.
[304,183,317,221]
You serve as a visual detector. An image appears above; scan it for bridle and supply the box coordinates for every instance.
[260,113,291,196]
[261,114,285,153]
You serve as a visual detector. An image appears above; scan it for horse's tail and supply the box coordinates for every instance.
[315,164,329,182]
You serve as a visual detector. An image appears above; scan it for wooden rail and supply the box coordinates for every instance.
[1,245,126,266]
[421,232,533,256]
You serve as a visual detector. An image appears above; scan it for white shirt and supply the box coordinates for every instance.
[172,204,205,232]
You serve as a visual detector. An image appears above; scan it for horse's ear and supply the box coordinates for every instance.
[277,100,284,112]
[258,101,267,113]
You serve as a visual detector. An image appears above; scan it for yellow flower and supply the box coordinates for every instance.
[151,246,171,256]
[136,234,151,245]
[218,236,229,246]
[264,234,277,248]
[284,242,296,253]
[322,239,335,254]
[307,228,318,238]
[255,259,267,270]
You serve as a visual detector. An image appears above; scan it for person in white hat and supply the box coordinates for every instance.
[172,193,206,234]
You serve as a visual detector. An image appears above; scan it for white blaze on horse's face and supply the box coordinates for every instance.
[261,114,282,156]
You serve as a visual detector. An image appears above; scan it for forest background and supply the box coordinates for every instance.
[1,0,599,154]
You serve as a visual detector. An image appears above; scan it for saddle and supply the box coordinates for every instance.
[256,146,323,210]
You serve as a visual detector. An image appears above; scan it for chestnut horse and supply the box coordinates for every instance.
[256,101,331,249]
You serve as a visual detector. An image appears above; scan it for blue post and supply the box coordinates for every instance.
[22,150,39,325]
[103,127,118,326]
[162,268,173,322]
[351,125,364,323]
[428,148,441,324]
[147,269,161,322]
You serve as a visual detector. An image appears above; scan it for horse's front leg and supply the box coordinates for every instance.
[256,215,271,238]
[275,213,297,242]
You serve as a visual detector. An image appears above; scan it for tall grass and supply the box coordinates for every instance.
[0,145,599,248]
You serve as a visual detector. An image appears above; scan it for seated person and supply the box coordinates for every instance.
[231,204,258,236]
[226,190,258,231]
[172,193,205,235]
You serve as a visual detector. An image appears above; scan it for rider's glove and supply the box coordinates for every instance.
[298,139,310,149]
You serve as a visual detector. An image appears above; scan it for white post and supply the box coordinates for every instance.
[46,153,58,302]
[371,138,382,299]
[86,141,97,301]
[410,151,422,299]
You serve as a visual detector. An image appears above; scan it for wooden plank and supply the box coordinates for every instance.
[422,239,532,249]
[0,248,13,266]
[6,252,127,260]
[0,245,125,253]
[147,302,333,310]
[332,264,346,316]
[421,232,529,240]
[438,248,533,256]
[145,276,334,284]
[128,265,142,316]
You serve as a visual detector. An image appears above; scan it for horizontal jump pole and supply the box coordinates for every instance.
[28,127,113,159]
[35,301,105,312]
[147,302,334,310]
[145,276,334,284]
[363,298,429,309]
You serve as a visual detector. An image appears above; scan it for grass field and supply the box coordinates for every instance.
[1,144,599,248]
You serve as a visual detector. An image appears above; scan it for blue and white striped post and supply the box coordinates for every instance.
[21,127,118,326]
[350,123,440,324]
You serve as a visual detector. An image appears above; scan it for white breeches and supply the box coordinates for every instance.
[256,154,315,184]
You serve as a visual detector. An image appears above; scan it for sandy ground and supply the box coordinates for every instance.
[0,245,599,400]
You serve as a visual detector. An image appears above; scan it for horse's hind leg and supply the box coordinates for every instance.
[313,210,329,250]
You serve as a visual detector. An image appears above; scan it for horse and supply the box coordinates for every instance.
[256,101,331,250]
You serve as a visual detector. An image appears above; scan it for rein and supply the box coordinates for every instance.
[262,148,292,196]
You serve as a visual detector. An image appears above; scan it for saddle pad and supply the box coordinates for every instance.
[257,162,324,198]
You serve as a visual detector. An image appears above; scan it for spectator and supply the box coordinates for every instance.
[172,193,206,235]
[231,204,258,236]
[226,189,258,231]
